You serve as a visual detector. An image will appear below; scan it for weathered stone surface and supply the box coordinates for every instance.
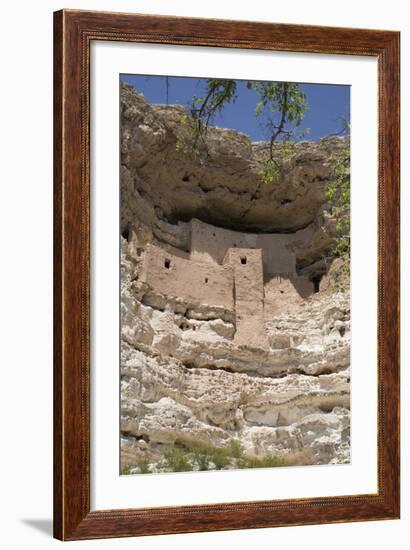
[120,82,348,274]
[140,243,235,311]
[120,82,351,471]
[121,229,350,468]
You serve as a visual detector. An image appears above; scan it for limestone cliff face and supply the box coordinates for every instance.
[120,82,350,473]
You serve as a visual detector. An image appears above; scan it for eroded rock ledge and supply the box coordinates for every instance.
[120,82,350,473]
[121,82,349,276]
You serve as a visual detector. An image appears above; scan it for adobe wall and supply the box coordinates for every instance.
[140,244,234,311]
[190,219,296,275]
[223,248,269,349]
[264,276,315,317]
[139,240,314,349]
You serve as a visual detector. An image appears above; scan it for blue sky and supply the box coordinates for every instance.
[121,74,350,142]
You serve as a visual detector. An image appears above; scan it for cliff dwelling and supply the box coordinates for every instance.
[120,81,351,473]
[139,219,315,349]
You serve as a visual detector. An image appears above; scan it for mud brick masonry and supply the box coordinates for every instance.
[140,219,314,348]
[223,248,268,348]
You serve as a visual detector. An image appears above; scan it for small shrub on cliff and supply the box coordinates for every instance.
[239,455,287,469]
[280,140,296,160]
[136,458,151,474]
[175,113,200,155]
[131,441,296,474]
[258,158,280,185]
[161,445,193,472]
[211,447,231,469]
[228,439,244,459]
[182,441,212,470]
[121,459,151,475]
[183,440,231,470]
[120,464,133,475]
[326,146,350,262]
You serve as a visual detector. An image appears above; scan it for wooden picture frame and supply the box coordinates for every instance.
[53,9,400,540]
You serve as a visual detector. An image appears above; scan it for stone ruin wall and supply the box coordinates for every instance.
[264,276,315,317]
[190,218,296,275]
[189,218,315,314]
[223,248,269,349]
[140,243,234,312]
[139,219,317,349]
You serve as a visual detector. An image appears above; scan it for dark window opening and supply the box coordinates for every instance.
[122,228,129,241]
[312,275,321,293]
[164,259,171,269]
[240,256,247,265]
[212,233,216,237]
[204,277,209,283]
[233,243,237,247]
[280,290,284,294]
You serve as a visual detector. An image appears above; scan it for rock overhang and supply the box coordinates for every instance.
[120,81,349,234]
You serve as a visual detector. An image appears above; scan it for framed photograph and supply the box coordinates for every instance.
[54,9,400,540]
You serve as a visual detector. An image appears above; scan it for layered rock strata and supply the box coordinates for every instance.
[120,82,350,473]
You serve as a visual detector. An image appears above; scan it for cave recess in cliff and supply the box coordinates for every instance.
[119,76,352,478]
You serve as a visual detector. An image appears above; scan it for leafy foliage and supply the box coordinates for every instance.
[120,464,133,475]
[326,146,350,260]
[187,79,238,149]
[246,81,308,159]
[239,455,287,468]
[168,440,231,471]
[176,78,309,185]
[228,439,244,459]
[258,158,280,185]
[136,458,151,474]
[126,439,294,474]
[162,445,194,472]
[281,140,297,160]
[120,459,151,475]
